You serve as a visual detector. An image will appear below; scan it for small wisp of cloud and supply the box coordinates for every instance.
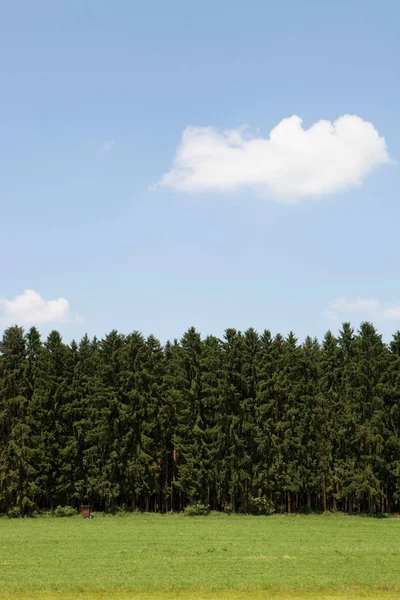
[0,290,84,327]
[98,140,115,155]
[154,114,391,202]
[324,296,400,323]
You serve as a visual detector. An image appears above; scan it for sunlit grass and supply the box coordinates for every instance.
[1,513,399,599]
[1,592,400,600]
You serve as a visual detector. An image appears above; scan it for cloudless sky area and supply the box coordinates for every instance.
[1,0,399,343]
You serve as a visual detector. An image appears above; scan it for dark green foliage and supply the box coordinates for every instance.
[249,495,275,515]
[183,502,210,516]
[1,322,400,515]
[54,505,77,517]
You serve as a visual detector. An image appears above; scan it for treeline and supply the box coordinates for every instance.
[1,322,400,516]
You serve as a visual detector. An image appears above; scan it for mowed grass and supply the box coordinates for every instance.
[1,513,400,600]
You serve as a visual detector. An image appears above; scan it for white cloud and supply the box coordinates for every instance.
[98,140,115,154]
[155,115,390,201]
[324,297,400,322]
[0,290,83,327]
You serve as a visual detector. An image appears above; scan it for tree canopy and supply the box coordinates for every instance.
[1,323,399,515]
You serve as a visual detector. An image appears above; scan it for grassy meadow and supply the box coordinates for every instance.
[1,513,400,600]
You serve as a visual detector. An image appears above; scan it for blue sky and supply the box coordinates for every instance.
[1,0,399,343]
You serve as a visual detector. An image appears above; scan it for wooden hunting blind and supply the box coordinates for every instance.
[81,504,91,518]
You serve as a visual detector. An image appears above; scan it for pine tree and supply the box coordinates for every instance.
[298,336,321,511]
[174,327,206,505]
[87,330,124,510]
[334,322,358,513]
[240,328,261,511]
[386,331,400,511]
[219,328,245,512]
[199,334,224,509]
[351,322,388,512]
[0,326,34,515]
[316,330,339,511]
[68,334,99,506]
[254,330,275,507]
[29,330,70,509]
[162,339,187,511]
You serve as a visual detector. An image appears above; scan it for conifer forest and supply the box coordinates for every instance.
[1,322,400,516]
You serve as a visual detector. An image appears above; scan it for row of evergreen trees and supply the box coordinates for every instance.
[1,322,400,516]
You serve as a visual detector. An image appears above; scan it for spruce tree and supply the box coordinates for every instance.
[0,326,34,515]
[174,327,206,505]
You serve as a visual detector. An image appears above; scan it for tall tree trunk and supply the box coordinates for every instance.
[370,497,375,514]
[172,443,177,511]
[348,496,353,515]
[165,452,169,512]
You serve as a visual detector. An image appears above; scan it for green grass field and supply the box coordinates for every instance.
[1,513,400,600]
